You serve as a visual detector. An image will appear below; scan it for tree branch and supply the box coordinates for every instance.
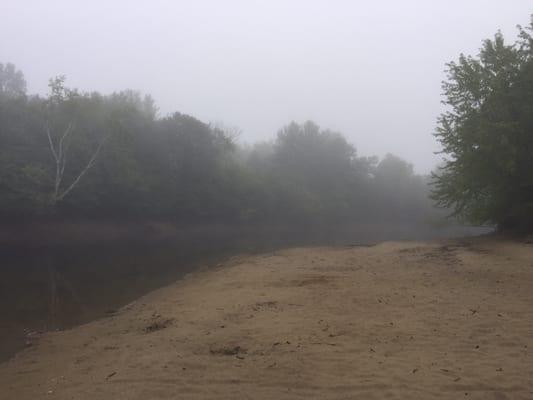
[56,136,107,201]
[45,122,59,162]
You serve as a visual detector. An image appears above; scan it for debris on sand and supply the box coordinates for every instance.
[144,317,174,333]
[209,345,247,356]
[106,371,117,380]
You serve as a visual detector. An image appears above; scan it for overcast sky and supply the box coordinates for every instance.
[1,1,531,172]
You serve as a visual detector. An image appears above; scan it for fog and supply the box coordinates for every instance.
[2,0,530,173]
[2,3,533,396]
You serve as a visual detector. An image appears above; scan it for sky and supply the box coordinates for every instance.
[1,1,531,173]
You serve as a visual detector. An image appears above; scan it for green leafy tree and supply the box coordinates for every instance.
[432,18,533,231]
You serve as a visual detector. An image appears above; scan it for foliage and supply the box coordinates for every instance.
[0,64,438,225]
[432,18,533,231]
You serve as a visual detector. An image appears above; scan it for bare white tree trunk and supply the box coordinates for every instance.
[45,121,106,204]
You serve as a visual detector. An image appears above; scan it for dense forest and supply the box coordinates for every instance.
[0,64,438,226]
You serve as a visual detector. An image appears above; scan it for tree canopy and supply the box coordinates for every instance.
[0,63,440,226]
[432,18,533,231]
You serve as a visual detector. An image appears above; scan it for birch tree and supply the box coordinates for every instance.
[45,76,107,205]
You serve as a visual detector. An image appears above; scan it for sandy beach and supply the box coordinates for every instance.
[1,236,532,399]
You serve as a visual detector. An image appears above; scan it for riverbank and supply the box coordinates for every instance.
[0,220,488,361]
[1,236,532,399]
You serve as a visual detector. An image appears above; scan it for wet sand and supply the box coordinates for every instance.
[1,236,532,399]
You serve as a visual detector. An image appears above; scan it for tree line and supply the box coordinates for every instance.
[0,64,437,225]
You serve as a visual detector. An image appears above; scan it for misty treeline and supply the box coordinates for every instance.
[0,64,438,225]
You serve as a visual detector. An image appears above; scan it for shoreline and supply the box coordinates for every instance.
[2,236,532,399]
[0,222,490,362]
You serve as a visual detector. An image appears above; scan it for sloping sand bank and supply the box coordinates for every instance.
[1,237,532,399]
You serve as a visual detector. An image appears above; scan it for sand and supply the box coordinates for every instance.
[1,236,532,399]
